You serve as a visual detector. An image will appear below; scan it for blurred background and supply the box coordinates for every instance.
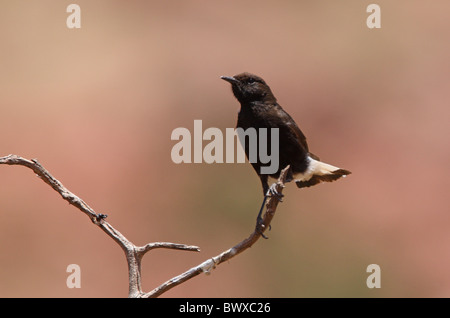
[0,0,449,297]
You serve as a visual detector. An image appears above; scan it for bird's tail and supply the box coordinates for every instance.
[295,157,351,188]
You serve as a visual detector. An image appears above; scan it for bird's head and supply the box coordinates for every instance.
[221,72,276,104]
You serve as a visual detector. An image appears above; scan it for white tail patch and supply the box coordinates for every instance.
[295,157,342,182]
[295,156,351,188]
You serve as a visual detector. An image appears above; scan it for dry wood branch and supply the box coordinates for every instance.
[0,154,289,298]
[0,154,199,298]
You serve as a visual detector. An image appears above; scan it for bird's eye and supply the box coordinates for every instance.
[247,77,256,84]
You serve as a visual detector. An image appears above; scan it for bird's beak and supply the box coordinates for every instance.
[220,76,239,85]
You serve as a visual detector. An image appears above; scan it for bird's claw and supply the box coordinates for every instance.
[256,217,269,239]
[266,183,284,202]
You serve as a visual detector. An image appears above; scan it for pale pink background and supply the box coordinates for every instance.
[1,1,449,297]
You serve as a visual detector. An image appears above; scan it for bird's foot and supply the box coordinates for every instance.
[256,216,269,239]
[266,183,284,202]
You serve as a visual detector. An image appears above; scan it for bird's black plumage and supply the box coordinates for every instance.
[221,72,350,196]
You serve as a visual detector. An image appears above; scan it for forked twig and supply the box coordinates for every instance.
[0,154,289,297]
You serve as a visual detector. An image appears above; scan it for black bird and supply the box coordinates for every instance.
[221,72,351,223]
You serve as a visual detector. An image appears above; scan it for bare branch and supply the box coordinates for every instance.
[0,154,98,220]
[0,154,288,298]
[0,154,200,298]
[137,242,201,255]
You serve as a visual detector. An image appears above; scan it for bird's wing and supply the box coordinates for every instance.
[269,106,320,160]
